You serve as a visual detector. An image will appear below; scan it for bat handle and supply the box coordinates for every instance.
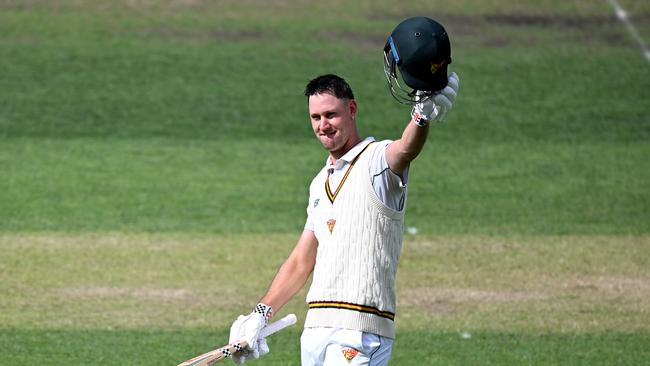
[260,313,298,338]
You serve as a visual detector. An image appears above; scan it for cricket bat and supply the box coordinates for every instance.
[177,313,297,366]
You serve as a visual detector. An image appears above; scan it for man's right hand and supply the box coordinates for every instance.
[228,303,272,364]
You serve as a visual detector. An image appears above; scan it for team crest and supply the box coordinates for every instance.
[341,347,359,362]
[430,60,445,75]
[326,219,336,234]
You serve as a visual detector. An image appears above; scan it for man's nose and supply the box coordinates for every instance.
[319,118,331,130]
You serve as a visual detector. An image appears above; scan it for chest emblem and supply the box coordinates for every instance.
[314,198,320,208]
[341,347,359,362]
[326,219,336,234]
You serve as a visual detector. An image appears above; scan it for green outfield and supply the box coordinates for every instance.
[1,0,649,365]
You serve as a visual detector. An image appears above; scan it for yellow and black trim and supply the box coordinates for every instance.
[308,301,395,321]
[325,143,374,204]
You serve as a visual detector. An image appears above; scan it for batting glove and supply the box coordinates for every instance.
[228,303,273,364]
[411,72,460,126]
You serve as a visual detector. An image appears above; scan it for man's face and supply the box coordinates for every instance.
[308,92,358,159]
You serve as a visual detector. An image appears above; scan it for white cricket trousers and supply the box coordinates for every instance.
[300,328,394,366]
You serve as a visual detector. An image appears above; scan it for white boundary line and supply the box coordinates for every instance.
[605,0,650,63]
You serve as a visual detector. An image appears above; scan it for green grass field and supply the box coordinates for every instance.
[1,1,649,365]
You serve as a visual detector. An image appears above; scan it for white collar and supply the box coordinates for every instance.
[326,137,375,169]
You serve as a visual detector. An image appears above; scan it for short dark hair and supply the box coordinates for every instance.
[304,74,355,100]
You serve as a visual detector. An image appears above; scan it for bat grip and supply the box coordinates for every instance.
[260,313,298,338]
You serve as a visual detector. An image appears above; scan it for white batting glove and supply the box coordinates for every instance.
[411,72,460,126]
[228,303,272,364]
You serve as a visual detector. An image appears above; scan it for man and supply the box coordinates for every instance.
[227,71,459,365]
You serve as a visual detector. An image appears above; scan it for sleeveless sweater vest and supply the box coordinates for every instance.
[304,143,405,338]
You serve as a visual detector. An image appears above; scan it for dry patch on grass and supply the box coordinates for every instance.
[566,275,650,296]
[140,28,264,43]
[3,1,645,50]
[397,235,650,332]
[1,234,648,331]
[316,30,387,52]
[400,287,547,307]
[0,232,210,250]
[366,11,650,49]
[52,286,252,307]
[399,287,548,317]
[0,233,296,329]
[57,286,194,300]
[398,275,650,332]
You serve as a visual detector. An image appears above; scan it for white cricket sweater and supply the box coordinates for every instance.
[304,142,405,338]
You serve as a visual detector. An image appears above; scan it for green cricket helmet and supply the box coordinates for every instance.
[383,16,452,104]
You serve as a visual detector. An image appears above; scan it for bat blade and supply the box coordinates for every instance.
[177,314,297,366]
[177,349,229,366]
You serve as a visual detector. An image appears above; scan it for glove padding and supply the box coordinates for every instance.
[228,312,269,364]
[411,72,460,125]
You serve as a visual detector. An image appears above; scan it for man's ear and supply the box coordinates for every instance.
[349,99,357,119]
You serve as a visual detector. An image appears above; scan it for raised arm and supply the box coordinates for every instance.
[385,107,430,176]
[386,72,459,175]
